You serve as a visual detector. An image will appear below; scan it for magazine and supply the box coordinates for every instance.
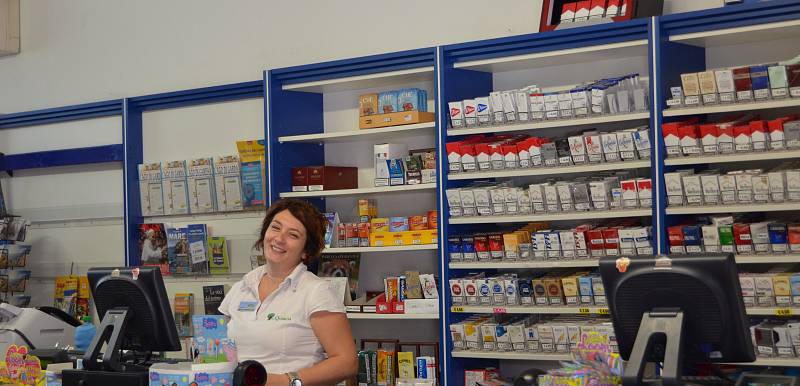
[167,227,191,274]
[317,253,360,300]
[138,223,169,275]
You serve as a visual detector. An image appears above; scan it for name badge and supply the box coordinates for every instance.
[238,300,258,311]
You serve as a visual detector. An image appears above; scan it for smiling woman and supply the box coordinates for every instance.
[218,198,358,386]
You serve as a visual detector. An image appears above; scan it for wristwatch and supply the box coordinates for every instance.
[287,371,302,386]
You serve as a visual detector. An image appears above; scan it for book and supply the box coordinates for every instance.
[202,285,225,315]
[174,293,194,337]
[190,315,236,363]
[167,227,191,274]
[138,162,165,216]
[187,158,216,213]
[236,140,266,209]
[138,223,169,275]
[250,247,266,269]
[213,155,243,212]
[187,224,209,274]
[317,253,360,301]
[207,237,230,275]
[163,160,190,215]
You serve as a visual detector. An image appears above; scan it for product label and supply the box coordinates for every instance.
[737,91,753,101]
[702,94,717,104]
[684,96,700,105]
[754,89,770,99]
[719,92,735,103]
[773,88,788,98]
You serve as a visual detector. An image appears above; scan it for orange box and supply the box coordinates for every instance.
[359,111,436,130]
[409,216,427,230]
[359,93,379,116]
[427,210,438,229]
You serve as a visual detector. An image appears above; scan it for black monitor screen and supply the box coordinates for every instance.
[600,254,755,364]
[87,266,180,352]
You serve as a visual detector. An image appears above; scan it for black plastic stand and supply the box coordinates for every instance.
[83,307,131,371]
[61,369,149,386]
[623,309,685,386]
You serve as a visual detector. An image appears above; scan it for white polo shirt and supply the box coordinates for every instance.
[218,263,346,373]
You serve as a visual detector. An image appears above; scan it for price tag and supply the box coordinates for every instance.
[775,308,793,316]
[597,308,610,315]
[578,308,591,315]
[492,307,507,314]
[452,306,465,313]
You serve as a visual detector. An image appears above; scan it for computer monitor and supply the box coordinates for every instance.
[83,266,180,372]
[599,254,755,386]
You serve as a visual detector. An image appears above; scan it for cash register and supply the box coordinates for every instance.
[61,266,181,386]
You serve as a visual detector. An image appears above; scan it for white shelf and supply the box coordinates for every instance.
[453,40,648,73]
[163,273,245,283]
[143,209,266,223]
[669,19,800,48]
[278,122,435,143]
[451,351,571,361]
[723,357,800,367]
[451,306,609,315]
[452,305,800,317]
[746,307,800,316]
[666,203,800,215]
[323,245,438,254]
[447,112,649,137]
[735,254,800,264]
[449,260,599,269]
[281,66,435,93]
[346,313,439,320]
[664,150,800,166]
[280,183,435,198]
[449,209,651,225]
[449,161,650,180]
[663,98,800,117]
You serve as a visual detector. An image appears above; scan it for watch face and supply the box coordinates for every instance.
[291,379,302,386]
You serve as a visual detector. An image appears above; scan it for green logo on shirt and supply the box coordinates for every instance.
[266,313,292,321]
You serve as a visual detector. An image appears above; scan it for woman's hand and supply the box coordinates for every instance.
[266,372,290,386]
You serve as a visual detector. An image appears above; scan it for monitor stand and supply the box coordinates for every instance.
[62,307,150,386]
[624,308,684,386]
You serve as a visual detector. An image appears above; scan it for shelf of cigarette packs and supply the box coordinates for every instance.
[663,59,800,117]
[0,215,32,308]
[446,74,650,137]
[663,161,800,215]
[448,269,611,316]
[446,125,651,181]
[666,214,800,264]
[449,314,616,358]
[448,220,653,270]
[662,116,800,167]
[445,169,653,225]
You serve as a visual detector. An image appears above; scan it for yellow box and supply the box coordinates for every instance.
[415,229,438,244]
[391,232,405,246]
[359,111,435,130]
[359,93,379,117]
[397,352,415,379]
[358,199,371,218]
[370,217,390,232]
[78,276,90,298]
[503,232,520,255]
[370,232,391,247]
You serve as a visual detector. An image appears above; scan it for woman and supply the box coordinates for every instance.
[219,198,358,386]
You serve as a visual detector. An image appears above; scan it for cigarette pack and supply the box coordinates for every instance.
[769,65,789,98]
[750,65,771,100]
[733,67,753,101]
[463,99,478,126]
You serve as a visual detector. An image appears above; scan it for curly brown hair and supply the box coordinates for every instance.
[254,198,327,264]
